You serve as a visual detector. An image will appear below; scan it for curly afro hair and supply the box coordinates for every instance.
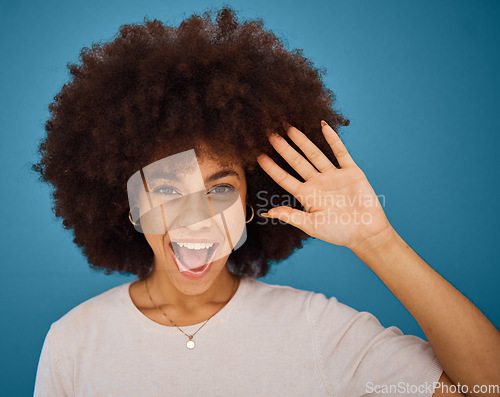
[32,6,350,280]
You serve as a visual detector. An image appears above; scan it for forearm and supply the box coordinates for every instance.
[351,226,500,396]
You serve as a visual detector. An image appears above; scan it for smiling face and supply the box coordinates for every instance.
[127,149,247,296]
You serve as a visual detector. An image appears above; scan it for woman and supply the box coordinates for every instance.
[33,7,499,397]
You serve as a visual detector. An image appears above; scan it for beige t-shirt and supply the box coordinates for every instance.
[34,277,443,396]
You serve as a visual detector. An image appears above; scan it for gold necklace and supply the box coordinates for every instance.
[145,277,238,349]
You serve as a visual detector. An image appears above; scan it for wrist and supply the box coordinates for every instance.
[349,224,400,257]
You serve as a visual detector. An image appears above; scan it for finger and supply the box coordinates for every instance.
[320,121,356,168]
[257,154,302,196]
[286,126,336,172]
[268,133,319,180]
[262,206,313,234]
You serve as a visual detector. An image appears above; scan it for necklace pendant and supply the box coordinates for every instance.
[186,339,195,349]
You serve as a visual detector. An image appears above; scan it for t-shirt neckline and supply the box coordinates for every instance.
[120,276,251,333]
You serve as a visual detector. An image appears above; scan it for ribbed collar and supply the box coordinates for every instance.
[119,276,252,334]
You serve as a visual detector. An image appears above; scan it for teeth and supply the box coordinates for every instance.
[176,242,214,250]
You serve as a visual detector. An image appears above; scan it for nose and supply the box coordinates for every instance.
[176,191,214,230]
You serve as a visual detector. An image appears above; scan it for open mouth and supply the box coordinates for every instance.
[169,241,219,278]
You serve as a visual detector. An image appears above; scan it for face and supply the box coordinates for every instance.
[127,149,247,296]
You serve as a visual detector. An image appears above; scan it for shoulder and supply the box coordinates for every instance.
[49,282,130,335]
[240,279,377,345]
[244,278,377,331]
[244,277,315,303]
[242,278,352,319]
[245,278,347,307]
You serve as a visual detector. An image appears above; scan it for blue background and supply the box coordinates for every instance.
[1,0,499,394]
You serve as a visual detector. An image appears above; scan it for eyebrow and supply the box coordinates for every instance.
[145,168,240,183]
[205,169,240,183]
[146,171,181,182]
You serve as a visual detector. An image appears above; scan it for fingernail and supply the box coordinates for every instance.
[321,120,328,127]
[260,213,273,218]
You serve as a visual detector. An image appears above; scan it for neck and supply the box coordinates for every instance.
[145,262,239,312]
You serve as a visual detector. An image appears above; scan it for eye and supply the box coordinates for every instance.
[153,185,181,196]
[208,184,236,195]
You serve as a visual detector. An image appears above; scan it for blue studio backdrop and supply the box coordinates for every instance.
[1,0,499,395]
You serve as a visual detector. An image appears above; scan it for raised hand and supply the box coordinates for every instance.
[256,121,391,251]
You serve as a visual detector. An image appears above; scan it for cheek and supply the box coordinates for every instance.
[144,234,166,255]
[214,194,247,256]
[138,206,168,235]
[224,198,246,246]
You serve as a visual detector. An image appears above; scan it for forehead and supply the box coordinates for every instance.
[143,149,242,180]
[126,149,246,208]
[143,150,199,179]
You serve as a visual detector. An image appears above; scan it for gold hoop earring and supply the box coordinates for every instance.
[128,207,140,226]
[245,203,254,223]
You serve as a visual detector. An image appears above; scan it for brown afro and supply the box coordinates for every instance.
[32,6,350,280]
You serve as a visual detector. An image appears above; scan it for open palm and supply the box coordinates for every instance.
[257,121,391,250]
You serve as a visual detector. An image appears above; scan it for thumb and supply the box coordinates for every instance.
[263,206,311,234]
